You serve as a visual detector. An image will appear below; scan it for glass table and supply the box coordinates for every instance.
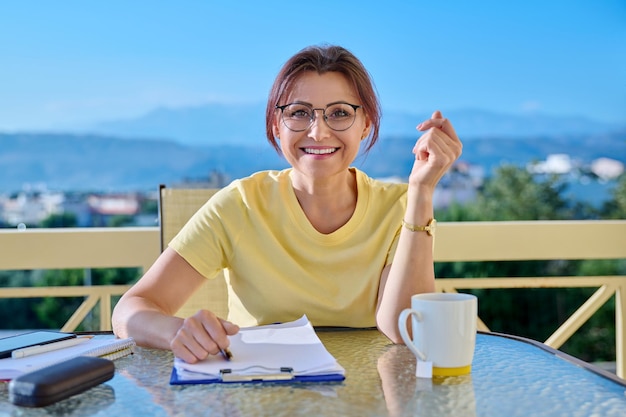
[0,330,625,416]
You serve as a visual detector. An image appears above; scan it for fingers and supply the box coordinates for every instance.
[413,123,462,162]
[416,110,459,143]
[410,111,463,188]
[416,110,444,131]
[413,128,456,169]
[221,318,240,335]
[170,310,239,363]
[415,110,462,158]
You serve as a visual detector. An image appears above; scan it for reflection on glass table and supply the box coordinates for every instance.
[0,329,624,416]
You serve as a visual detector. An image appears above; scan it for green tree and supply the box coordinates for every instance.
[601,174,626,219]
[34,269,85,329]
[31,267,141,331]
[41,212,77,228]
[435,201,480,222]
[109,215,134,227]
[474,165,571,220]
[0,270,47,329]
[140,199,158,215]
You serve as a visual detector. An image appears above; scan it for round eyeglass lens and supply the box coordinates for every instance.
[281,103,313,131]
[324,103,358,131]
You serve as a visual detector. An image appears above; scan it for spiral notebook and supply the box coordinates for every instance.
[81,337,135,361]
[170,315,345,385]
[0,335,135,381]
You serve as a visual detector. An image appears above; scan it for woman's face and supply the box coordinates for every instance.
[273,71,371,181]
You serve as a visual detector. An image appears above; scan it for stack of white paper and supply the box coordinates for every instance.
[171,315,345,384]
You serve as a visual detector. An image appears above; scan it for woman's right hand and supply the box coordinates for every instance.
[170,309,240,363]
[409,110,462,194]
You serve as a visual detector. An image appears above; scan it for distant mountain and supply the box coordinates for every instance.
[0,129,624,193]
[91,103,268,146]
[379,109,624,140]
[0,133,288,192]
[87,104,625,147]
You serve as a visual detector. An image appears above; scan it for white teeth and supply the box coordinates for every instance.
[303,148,337,155]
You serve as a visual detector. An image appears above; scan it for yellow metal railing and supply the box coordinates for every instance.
[0,227,159,271]
[433,220,626,378]
[0,221,625,377]
[0,285,132,332]
[0,227,160,331]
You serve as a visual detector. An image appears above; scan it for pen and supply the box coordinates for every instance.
[220,347,233,361]
[11,336,92,359]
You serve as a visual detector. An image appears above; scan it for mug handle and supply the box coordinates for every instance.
[398,309,427,361]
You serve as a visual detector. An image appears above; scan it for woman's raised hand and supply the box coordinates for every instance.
[409,110,463,192]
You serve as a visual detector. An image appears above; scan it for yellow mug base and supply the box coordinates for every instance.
[432,365,472,377]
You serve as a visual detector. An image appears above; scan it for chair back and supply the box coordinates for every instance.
[158,185,228,319]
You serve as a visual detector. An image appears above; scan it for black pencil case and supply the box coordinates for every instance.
[9,356,115,407]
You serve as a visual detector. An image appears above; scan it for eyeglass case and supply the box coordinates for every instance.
[9,356,115,407]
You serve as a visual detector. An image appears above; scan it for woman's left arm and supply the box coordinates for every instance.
[376,110,462,343]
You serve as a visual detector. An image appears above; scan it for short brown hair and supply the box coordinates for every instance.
[265,44,381,155]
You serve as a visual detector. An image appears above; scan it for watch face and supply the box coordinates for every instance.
[428,219,437,236]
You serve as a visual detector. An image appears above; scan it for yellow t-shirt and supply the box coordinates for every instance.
[169,168,407,327]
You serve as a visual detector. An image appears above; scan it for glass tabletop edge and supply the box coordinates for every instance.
[480,330,625,387]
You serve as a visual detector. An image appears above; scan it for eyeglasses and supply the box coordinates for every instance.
[275,102,362,132]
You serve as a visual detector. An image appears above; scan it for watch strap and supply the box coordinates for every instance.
[401,218,435,236]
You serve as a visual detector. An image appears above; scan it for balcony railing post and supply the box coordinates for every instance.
[100,294,112,331]
[616,278,625,379]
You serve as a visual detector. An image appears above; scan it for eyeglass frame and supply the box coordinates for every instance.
[275,101,362,132]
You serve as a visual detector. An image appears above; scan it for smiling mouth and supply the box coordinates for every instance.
[302,147,339,155]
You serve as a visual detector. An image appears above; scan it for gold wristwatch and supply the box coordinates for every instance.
[401,218,437,236]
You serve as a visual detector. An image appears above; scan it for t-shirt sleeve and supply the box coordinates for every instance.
[168,186,243,279]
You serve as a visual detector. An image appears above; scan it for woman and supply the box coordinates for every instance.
[112,44,462,363]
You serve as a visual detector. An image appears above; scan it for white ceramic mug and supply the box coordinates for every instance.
[398,293,477,376]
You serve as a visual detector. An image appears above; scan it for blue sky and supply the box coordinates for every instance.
[1,0,624,131]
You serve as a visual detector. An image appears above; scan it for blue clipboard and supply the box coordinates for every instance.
[169,367,345,385]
